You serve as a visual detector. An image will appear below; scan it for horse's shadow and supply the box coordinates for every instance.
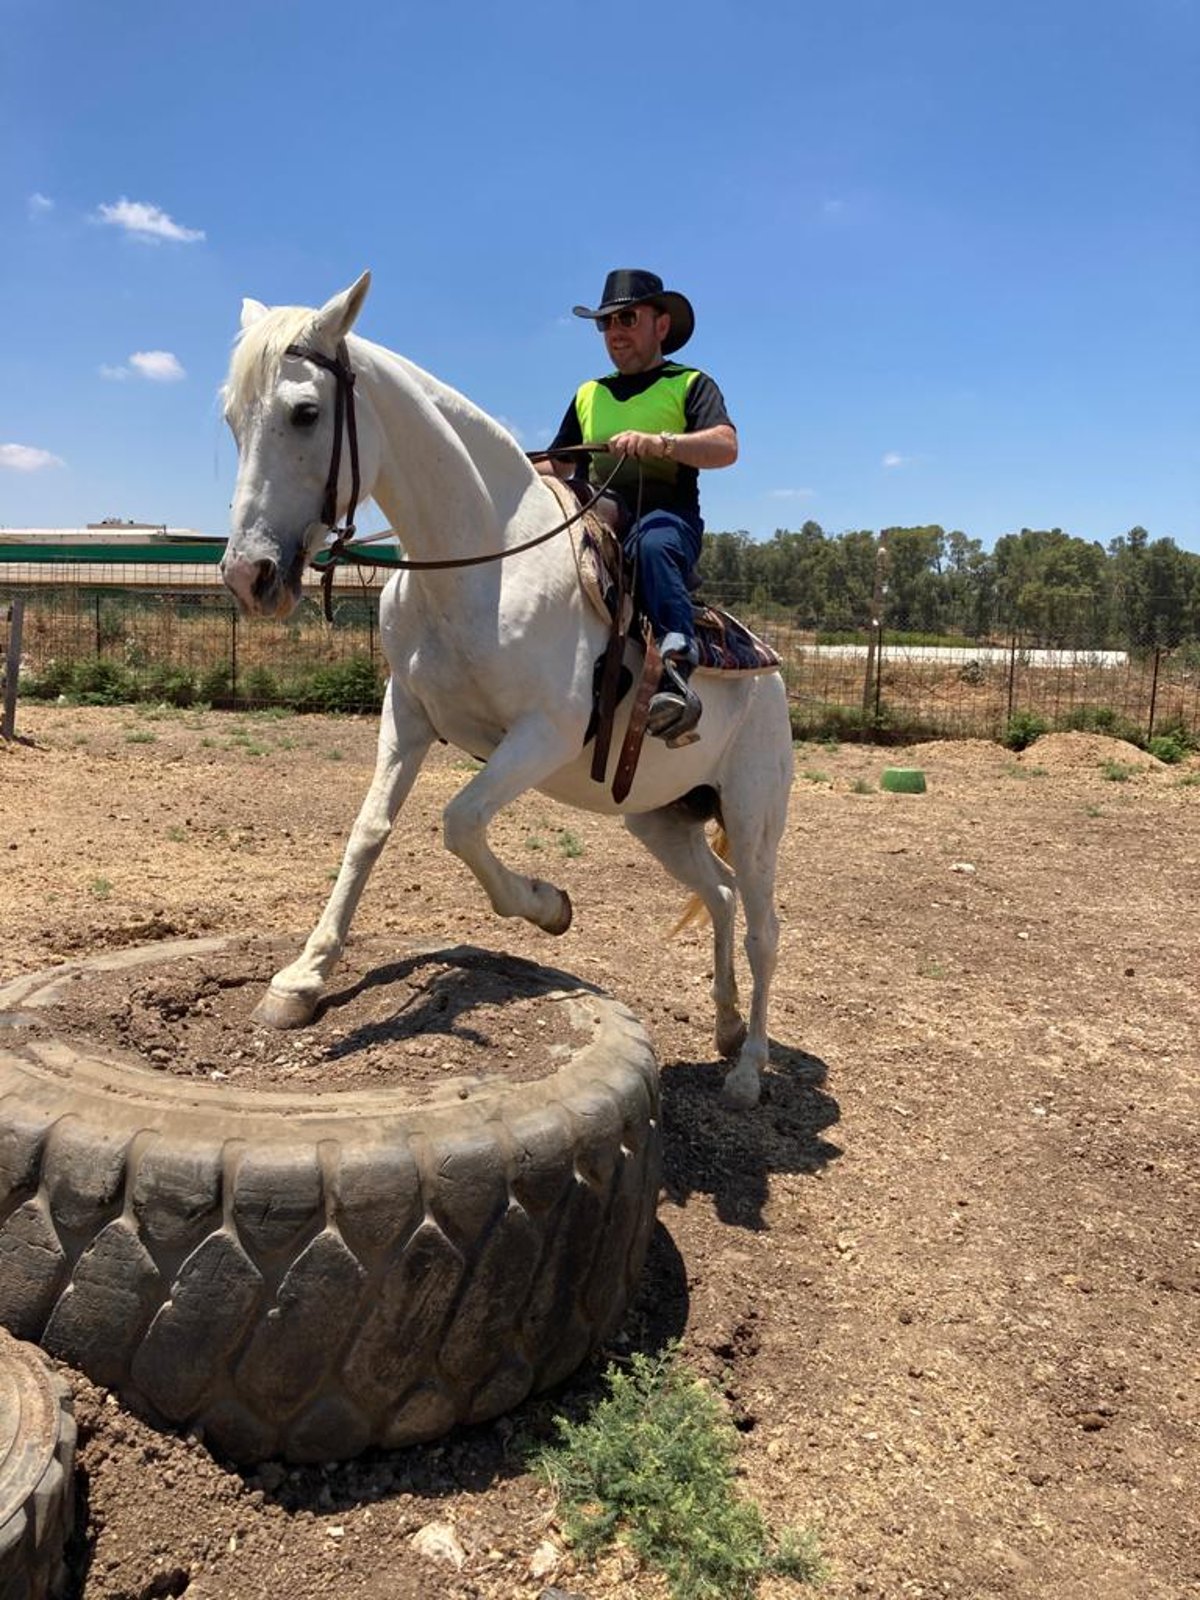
[312,942,604,1057]
[658,1043,841,1232]
[317,949,839,1239]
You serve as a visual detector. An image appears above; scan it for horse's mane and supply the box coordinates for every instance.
[223,306,320,421]
[224,301,539,509]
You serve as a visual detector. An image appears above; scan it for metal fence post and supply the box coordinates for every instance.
[2,598,25,741]
[1147,646,1162,741]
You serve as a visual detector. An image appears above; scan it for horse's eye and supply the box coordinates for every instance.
[290,402,320,428]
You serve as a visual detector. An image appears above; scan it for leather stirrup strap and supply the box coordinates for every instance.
[611,631,661,804]
[589,546,630,785]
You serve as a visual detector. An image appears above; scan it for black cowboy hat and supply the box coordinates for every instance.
[573,268,695,356]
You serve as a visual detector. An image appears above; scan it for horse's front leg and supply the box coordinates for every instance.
[254,685,435,1028]
[441,714,576,935]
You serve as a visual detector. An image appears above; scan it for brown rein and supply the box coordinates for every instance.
[284,341,621,618]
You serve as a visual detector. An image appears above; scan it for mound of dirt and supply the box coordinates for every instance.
[1018,730,1162,773]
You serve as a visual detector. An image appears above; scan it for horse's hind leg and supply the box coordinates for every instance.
[254,686,434,1028]
[622,807,745,1058]
[716,685,792,1109]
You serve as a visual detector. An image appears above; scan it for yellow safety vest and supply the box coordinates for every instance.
[575,364,699,493]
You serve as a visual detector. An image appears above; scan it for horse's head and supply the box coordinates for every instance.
[221,271,378,619]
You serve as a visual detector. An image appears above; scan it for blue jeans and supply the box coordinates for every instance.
[624,511,702,642]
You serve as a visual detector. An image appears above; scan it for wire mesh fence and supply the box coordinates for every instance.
[4,570,1199,746]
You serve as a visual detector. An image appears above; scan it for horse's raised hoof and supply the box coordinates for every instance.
[252,986,319,1030]
[536,887,573,937]
[721,1060,762,1111]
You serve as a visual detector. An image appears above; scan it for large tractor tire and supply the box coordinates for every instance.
[0,1330,75,1600]
[0,941,661,1464]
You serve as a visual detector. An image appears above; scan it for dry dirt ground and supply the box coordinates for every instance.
[1,702,1198,1600]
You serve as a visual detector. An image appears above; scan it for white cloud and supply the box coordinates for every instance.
[94,197,205,244]
[1,443,65,472]
[28,192,54,217]
[130,351,186,382]
[99,364,130,381]
[882,452,911,469]
[770,487,815,499]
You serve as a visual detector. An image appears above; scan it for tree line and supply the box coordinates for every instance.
[697,523,1200,649]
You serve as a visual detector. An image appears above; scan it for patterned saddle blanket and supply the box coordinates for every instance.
[546,478,781,674]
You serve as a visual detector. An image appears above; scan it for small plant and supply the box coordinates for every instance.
[850,777,874,794]
[166,826,187,843]
[801,768,830,785]
[241,665,280,706]
[1003,711,1048,751]
[88,876,113,901]
[1146,734,1186,764]
[325,747,344,762]
[525,833,545,852]
[531,1345,823,1600]
[124,729,157,744]
[557,828,584,858]
[1101,760,1133,782]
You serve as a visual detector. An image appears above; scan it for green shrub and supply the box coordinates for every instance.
[531,1346,823,1600]
[21,660,73,700]
[139,666,196,707]
[1058,704,1143,745]
[69,660,136,705]
[288,654,384,713]
[1003,711,1048,750]
[1147,734,1186,764]
[197,664,234,706]
[240,664,280,706]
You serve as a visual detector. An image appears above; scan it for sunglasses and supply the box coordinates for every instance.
[597,305,657,332]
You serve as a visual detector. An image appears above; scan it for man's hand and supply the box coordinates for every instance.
[606,430,670,460]
[605,425,738,470]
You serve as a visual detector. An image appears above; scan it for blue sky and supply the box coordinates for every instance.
[3,0,1197,553]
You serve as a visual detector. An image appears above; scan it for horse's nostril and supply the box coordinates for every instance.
[251,559,276,601]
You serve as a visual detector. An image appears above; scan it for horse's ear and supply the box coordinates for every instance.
[240,297,269,330]
[312,271,372,347]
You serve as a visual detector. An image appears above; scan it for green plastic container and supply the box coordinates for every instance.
[881,767,927,794]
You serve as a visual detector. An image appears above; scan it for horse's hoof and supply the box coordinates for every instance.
[721,1061,761,1111]
[538,889,573,937]
[252,986,318,1030]
[716,1017,748,1058]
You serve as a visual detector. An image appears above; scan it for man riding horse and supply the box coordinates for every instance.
[537,269,738,743]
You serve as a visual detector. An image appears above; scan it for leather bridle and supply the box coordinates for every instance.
[284,340,626,619]
[285,340,362,550]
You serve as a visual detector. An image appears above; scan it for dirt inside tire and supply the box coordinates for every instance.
[6,935,594,1099]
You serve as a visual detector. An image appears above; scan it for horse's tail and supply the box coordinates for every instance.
[671,824,732,936]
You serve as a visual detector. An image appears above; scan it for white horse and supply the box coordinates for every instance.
[219,272,793,1108]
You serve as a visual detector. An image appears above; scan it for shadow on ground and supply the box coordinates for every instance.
[659,1042,841,1229]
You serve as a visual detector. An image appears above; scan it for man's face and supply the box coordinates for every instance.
[601,303,671,375]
